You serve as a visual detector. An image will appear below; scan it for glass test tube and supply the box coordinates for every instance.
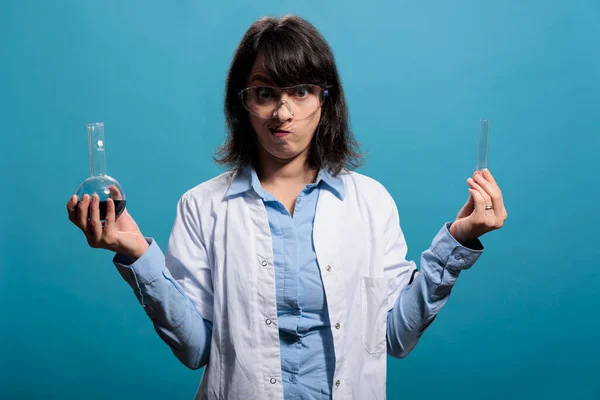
[477,119,490,171]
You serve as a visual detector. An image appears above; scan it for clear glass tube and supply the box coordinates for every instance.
[76,122,126,220]
[477,119,490,171]
[88,122,106,176]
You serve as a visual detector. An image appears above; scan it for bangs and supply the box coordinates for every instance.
[258,29,331,88]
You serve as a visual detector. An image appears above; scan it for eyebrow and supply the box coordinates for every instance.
[249,74,274,85]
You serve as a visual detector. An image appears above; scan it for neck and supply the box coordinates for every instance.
[256,147,318,187]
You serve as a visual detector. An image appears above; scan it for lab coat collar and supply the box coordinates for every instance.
[225,164,345,201]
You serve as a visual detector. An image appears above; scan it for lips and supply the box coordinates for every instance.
[269,128,290,134]
[269,128,290,138]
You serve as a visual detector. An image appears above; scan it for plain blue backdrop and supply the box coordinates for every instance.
[1,0,599,399]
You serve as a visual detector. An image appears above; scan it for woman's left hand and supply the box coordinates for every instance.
[449,168,508,244]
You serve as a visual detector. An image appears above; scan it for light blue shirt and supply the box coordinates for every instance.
[225,165,345,399]
[113,168,484,400]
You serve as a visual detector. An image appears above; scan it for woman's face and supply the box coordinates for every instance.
[246,52,321,164]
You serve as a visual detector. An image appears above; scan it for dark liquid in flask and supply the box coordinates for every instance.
[76,200,127,220]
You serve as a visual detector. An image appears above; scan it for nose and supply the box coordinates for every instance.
[272,99,294,122]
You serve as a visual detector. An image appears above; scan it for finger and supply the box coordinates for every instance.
[473,172,499,198]
[469,189,487,222]
[88,194,103,245]
[108,184,123,200]
[104,197,116,233]
[457,192,475,220]
[480,169,507,219]
[468,178,497,227]
[474,172,502,210]
[480,169,503,200]
[482,168,497,185]
[464,180,476,204]
[459,180,475,213]
[77,194,90,230]
[67,195,78,223]
[467,177,493,208]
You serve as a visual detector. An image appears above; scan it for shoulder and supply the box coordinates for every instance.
[179,170,236,207]
[340,169,394,203]
[338,169,400,227]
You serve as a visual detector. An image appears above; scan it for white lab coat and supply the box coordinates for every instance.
[166,168,422,400]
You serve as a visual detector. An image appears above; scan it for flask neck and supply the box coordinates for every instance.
[88,123,106,177]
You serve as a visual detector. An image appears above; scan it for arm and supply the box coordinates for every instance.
[382,194,484,359]
[113,194,214,369]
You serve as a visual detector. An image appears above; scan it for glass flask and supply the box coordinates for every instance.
[76,122,126,220]
[477,119,490,171]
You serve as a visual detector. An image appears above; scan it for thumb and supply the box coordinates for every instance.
[457,193,475,219]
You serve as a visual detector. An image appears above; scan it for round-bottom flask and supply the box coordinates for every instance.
[75,122,126,221]
[76,175,126,220]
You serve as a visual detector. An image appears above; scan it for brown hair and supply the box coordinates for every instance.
[214,15,364,175]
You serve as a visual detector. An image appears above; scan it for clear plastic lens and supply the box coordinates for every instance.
[477,119,490,171]
[241,84,324,119]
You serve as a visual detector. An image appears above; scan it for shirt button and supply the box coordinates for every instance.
[289,374,297,383]
[326,265,332,272]
[270,377,277,384]
[335,322,340,329]
[294,309,301,316]
[265,318,272,325]
[335,380,341,386]
[261,260,268,266]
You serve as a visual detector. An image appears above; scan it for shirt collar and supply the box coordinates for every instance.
[225,165,345,201]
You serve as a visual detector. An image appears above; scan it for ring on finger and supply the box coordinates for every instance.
[485,204,494,210]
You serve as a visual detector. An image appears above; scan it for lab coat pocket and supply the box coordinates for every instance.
[360,276,389,354]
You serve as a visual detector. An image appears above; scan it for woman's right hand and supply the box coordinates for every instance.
[66,192,149,262]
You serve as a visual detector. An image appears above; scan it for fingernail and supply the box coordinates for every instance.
[483,168,490,176]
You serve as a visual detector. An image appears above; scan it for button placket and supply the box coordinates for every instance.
[258,255,270,269]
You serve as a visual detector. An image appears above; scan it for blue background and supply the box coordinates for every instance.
[2,0,599,399]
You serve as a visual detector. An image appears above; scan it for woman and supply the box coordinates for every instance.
[67,15,507,400]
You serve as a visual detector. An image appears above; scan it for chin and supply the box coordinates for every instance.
[266,148,303,161]
[259,142,307,162]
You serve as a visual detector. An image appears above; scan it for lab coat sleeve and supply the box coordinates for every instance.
[113,193,213,370]
[383,191,484,359]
